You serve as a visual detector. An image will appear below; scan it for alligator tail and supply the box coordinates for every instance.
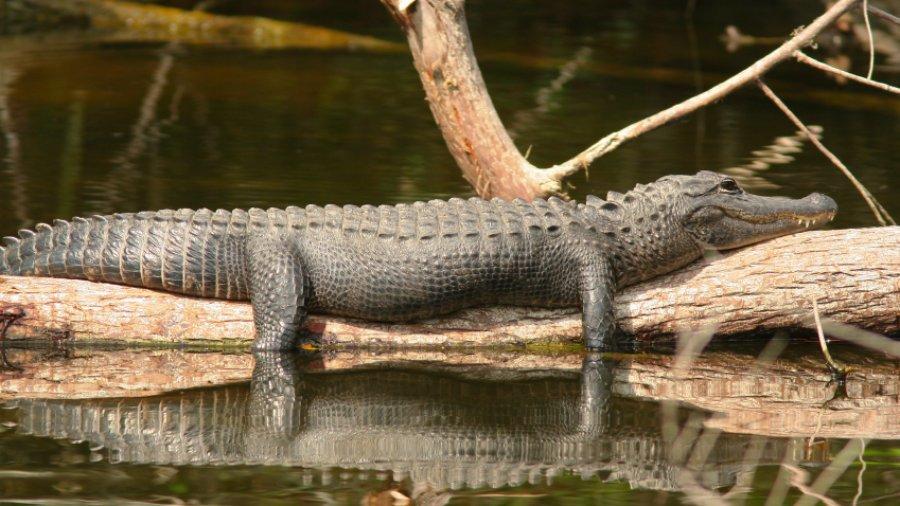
[1,230,33,276]
[1,209,252,300]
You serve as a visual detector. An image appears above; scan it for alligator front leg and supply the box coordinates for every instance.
[581,259,618,351]
[246,233,309,351]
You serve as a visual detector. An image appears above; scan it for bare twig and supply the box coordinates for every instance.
[812,298,845,374]
[862,0,875,79]
[756,79,895,226]
[853,439,867,506]
[784,464,841,506]
[544,0,862,181]
[795,51,900,94]
[663,327,715,463]
[764,440,800,506]
[867,4,900,25]
[819,319,900,358]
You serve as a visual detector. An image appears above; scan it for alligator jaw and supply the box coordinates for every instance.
[708,192,838,250]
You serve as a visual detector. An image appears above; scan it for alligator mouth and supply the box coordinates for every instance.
[724,208,837,228]
[711,192,837,250]
[722,192,837,226]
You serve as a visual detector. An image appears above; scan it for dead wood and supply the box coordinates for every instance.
[379,0,868,200]
[20,0,402,51]
[0,228,896,347]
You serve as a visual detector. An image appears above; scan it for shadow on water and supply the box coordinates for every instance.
[1,346,897,503]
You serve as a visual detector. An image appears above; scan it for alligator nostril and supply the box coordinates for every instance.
[805,193,838,213]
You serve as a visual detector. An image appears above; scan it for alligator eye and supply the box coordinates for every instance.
[719,178,740,193]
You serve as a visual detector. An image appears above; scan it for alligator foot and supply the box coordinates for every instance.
[0,307,26,371]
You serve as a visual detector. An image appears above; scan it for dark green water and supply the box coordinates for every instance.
[0,0,898,503]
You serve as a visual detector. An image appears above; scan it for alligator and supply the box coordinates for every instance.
[0,171,837,351]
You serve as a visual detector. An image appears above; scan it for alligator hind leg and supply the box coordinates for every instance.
[246,233,309,351]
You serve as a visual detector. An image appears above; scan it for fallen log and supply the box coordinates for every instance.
[0,228,897,347]
[18,0,402,52]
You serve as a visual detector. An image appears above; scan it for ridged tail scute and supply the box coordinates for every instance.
[0,210,252,300]
[1,227,36,276]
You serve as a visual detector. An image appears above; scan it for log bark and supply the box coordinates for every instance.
[1,228,897,347]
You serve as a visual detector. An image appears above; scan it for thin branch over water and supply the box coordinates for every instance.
[756,79,895,226]
[795,51,900,94]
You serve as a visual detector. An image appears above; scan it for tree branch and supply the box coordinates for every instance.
[1,228,896,347]
[381,0,892,221]
[546,0,861,180]
[756,79,895,225]
[868,3,900,25]
[794,50,900,94]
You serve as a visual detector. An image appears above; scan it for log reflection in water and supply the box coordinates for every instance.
[4,351,844,493]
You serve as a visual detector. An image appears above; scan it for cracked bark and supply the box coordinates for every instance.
[0,228,896,347]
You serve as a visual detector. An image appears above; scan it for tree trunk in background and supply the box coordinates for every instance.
[379,0,555,199]
[2,228,897,347]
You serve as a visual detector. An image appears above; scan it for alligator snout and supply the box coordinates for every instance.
[803,193,838,214]
[796,193,838,228]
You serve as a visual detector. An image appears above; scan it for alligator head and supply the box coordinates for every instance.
[674,171,837,249]
[585,170,837,286]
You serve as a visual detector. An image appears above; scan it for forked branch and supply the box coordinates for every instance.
[382,0,895,226]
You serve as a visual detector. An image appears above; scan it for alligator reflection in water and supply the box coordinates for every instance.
[7,352,815,492]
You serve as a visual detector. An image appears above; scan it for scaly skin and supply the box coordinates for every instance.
[0,171,837,350]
